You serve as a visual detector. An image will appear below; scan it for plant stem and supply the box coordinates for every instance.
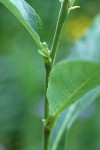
[51,0,69,64]
[44,124,50,150]
[44,0,69,149]
[44,61,52,150]
[44,62,52,119]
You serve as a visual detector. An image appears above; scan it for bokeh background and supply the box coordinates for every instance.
[0,0,100,150]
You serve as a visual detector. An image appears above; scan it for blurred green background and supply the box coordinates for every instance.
[0,0,100,150]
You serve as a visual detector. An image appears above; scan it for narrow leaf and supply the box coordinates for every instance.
[0,0,42,49]
[47,60,100,117]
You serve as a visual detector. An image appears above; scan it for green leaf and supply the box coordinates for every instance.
[50,16,100,149]
[0,0,42,49]
[50,87,100,150]
[47,60,100,117]
[65,87,100,129]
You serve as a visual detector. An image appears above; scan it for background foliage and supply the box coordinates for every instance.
[0,0,100,150]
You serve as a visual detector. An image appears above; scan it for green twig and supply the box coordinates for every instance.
[44,60,52,150]
[51,0,69,65]
[44,0,70,149]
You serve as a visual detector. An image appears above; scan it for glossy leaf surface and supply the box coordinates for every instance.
[0,0,42,49]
